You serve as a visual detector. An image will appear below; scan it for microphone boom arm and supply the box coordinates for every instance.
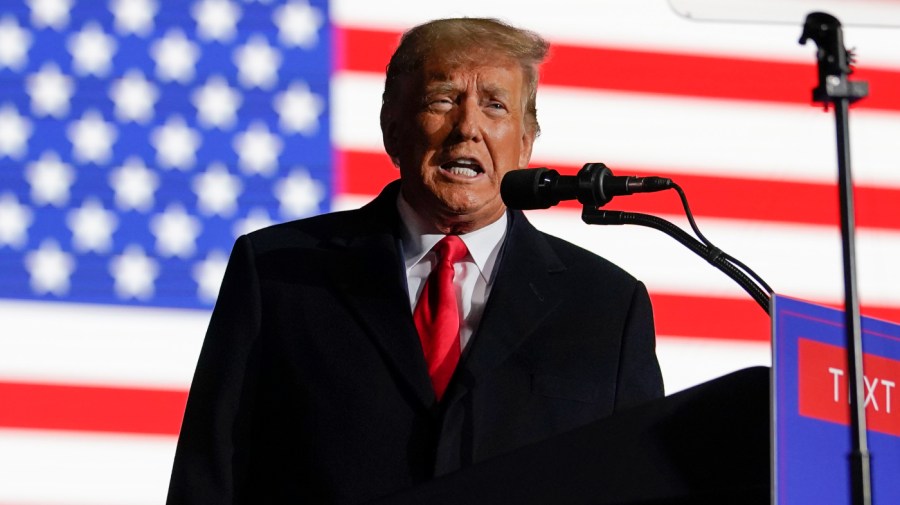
[581,207,772,314]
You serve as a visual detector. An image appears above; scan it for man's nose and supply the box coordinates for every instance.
[453,97,483,142]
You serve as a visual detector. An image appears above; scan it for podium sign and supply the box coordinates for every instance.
[773,295,900,504]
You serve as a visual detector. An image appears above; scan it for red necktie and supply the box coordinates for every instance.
[413,235,469,401]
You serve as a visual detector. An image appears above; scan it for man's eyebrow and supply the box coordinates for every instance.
[423,81,511,98]
[423,81,457,95]
[480,83,511,100]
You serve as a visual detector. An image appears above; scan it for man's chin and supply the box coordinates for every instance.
[433,192,484,216]
[436,200,506,230]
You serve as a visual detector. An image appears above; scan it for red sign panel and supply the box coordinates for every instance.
[798,337,900,437]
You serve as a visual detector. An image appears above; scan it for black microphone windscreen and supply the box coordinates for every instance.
[501,168,555,210]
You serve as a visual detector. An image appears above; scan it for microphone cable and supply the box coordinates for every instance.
[581,181,774,315]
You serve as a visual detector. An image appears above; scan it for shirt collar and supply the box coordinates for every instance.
[396,193,507,281]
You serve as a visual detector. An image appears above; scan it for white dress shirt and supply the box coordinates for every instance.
[397,194,507,351]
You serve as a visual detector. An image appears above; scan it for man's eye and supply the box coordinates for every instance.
[427,98,453,111]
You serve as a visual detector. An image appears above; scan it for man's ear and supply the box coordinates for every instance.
[380,106,402,166]
[382,121,399,160]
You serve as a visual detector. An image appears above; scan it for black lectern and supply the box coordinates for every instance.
[371,367,770,505]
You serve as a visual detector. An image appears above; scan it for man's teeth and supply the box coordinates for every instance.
[448,166,478,177]
[442,159,481,177]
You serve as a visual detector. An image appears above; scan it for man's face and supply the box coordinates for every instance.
[386,54,536,233]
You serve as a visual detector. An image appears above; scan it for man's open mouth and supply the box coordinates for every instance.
[440,158,483,178]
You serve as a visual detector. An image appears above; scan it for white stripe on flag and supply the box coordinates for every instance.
[335,195,900,307]
[0,300,205,388]
[524,209,900,306]
[332,71,900,187]
[331,0,900,67]
[657,336,771,394]
[0,428,176,505]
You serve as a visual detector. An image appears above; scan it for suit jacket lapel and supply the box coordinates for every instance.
[319,190,566,410]
[444,210,566,403]
[324,183,437,410]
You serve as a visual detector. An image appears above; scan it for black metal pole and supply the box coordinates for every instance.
[835,97,872,505]
[800,12,871,505]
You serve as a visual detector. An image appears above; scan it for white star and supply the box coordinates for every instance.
[0,16,32,71]
[0,104,33,159]
[191,75,242,129]
[150,28,200,83]
[150,115,201,170]
[109,156,159,211]
[26,62,75,118]
[274,168,324,219]
[233,34,281,89]
[67,22,117,77]
[66,197,118,253]
[192,162,243,216]
[0,192,34,248]
[233,121,282,175]
[274,80,323,136]
[27,0,73,31]
[192,0,241,42]
[25,151,75,206]
[233,207,274,237]
[149,203,202,258]
[192,249,229,303]
[273,0,323,49]
[24,239,76,296]
[110,0,158,37]
[109,244,159,300]
[109,69,158,123]
[67,109,118,164]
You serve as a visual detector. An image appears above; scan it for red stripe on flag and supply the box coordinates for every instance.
[650,292,770,341]
[542,45,900,111]
[338,27,399,76]
[334,149,396,195]
[0,381,187,435]
[651,293,900,341]
[338,149,900,231]
[337,26,900,111]
[1,302,897,436]
[546,163,900,232]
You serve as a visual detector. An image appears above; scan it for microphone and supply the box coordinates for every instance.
[501,163,673,210]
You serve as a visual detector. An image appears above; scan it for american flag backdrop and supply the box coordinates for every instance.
[1,0,899,503]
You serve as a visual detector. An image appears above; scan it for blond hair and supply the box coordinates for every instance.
[380,18,549,137]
